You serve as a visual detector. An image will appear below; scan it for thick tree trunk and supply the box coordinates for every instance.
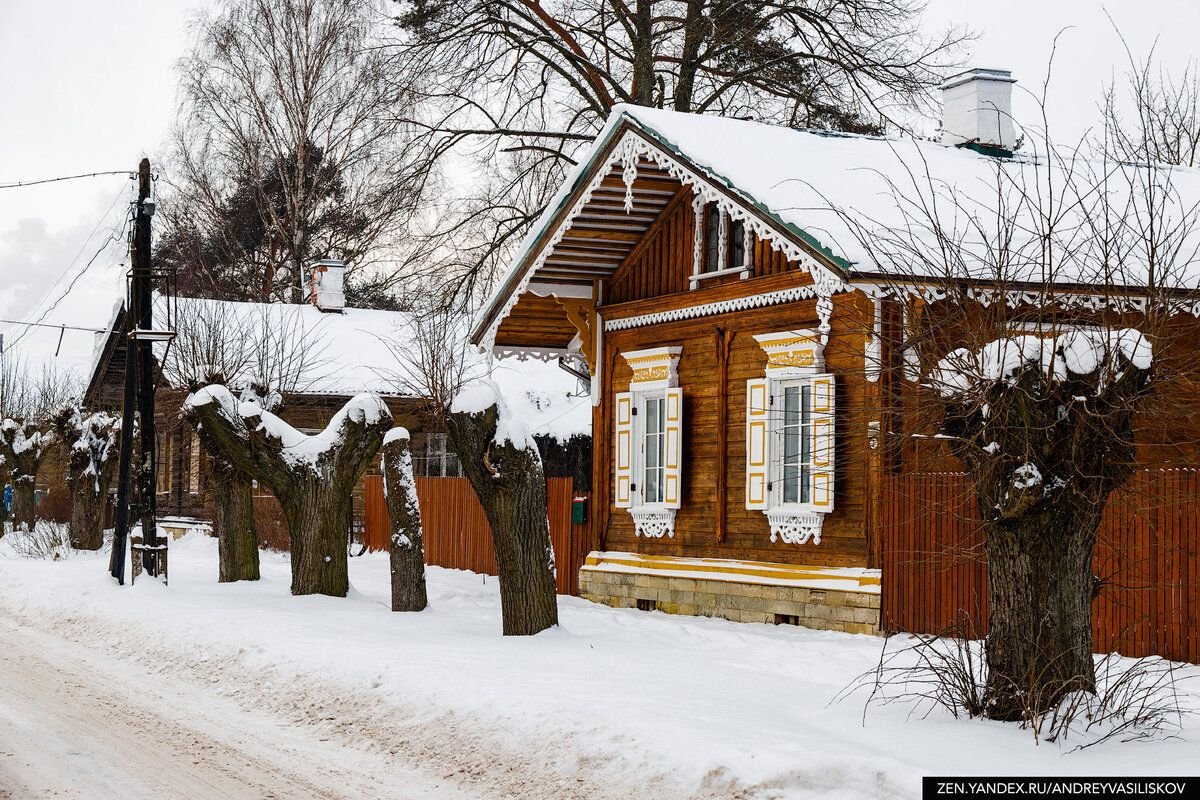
[448,400,558,636]
[281,478,353,596]
[183,386,390,598]
[214,461,260,582]
[982,505,1101,720]
[382,433,427,612]
[11,478,35,532]
[69,483,106,550]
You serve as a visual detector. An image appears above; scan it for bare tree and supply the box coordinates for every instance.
[164,0,425,303]
[391,0,969,300]
[166,298,331,582]
[834,106,1200,721]
[1105,54,1200,167]
[184,386,392,596]
[385,305,557,633]
[0,362,80,532]
[54,406,121,551]
[381,428,428,611]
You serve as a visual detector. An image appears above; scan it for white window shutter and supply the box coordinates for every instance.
[810,374,835,511]
[745,378,770,510]
[614,392,633,508]
[663,387,683,509]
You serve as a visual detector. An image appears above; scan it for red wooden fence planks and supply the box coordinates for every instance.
[362,476,589,596]
[881,468,1200,664]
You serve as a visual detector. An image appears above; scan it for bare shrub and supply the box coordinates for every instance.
[4,521,74,560]
[841,626,1194,747]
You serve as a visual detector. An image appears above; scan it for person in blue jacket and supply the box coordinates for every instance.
[1,484,11,521]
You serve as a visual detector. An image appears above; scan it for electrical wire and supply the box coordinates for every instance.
[0,319,107,334]
[0,170,131,190]
[5,213,131,354]
[21,186,128,325]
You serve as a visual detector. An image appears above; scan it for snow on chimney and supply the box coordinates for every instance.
[309,259,346,312]
[940,68,1017,152]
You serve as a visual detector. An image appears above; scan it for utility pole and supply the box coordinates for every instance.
[111,159,160,583]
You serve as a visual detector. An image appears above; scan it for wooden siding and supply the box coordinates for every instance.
[880,469,1200,663]
[606,194,798,305]
[363,476,591,596]
[597,289,878,569]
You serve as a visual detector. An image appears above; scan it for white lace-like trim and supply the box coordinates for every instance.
[766,510,825,545]
[858,282,1200,318]
[605,284,835,334]
[631,507,676,538]
[480,127,849,351]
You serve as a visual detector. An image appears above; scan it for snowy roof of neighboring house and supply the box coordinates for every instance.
[84,295,592,440]
[474,104,1200,343]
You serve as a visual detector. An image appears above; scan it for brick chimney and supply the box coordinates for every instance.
[309,259,346,312]
[941,68,1017,153]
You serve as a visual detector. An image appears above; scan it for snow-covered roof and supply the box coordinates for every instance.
[163,296,409,397]
[475,105,1200,343]
[87,295,592,440]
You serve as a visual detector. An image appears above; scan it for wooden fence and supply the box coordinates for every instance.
[364,476,591,596]
[880,468,1200,663]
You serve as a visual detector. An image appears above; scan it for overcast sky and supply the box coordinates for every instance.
[0,0,1196,379]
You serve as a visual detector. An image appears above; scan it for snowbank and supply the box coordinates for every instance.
[0,536,1196,799]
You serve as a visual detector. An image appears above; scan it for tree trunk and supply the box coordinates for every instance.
[982,504,1101,720]
[382,433,427,612]
[213,461,260,582]
[281,477,353,596]
[183,386,390,598]
[11,478,35,532]
[69,482,105,550]
[448,400,558,636]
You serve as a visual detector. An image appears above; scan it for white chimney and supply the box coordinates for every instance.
[309,259,346,312]
[940,68,1017,151]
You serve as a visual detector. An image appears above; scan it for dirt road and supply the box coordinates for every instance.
[0,616,480,800]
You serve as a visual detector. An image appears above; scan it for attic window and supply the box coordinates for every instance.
[691,202,753,288]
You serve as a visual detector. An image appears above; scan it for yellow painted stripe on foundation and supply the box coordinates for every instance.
[583,551,881,589]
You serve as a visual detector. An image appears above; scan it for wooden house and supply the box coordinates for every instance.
[84,264,591,540]
[470,69,1200,643]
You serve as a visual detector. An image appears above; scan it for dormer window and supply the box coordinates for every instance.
[691,201,753,288]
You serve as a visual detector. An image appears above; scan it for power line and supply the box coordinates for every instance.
[0,170,131,190]
[0,319,107,334]
[5,214,131,353]
[23,186,128,324]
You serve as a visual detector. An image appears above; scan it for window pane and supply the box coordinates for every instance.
[730,220,745,266]
[704,205,721,273]
[783,464,799,503]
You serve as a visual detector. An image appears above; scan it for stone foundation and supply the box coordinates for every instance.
[579,557,881,635]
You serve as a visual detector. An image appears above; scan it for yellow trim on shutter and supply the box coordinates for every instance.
[615,392,633,508]
[745,378,770,510]
[810,374,835,510]
[663,387,683,509]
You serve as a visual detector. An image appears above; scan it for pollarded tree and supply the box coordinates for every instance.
[930,332,1155,718]
[832,97,1200,721]
[447,381,558,635]
[183,385,392,596]
[381,428,428,612]
[165,298,333,582]
[0,420,53,532]
[54,406,121,551]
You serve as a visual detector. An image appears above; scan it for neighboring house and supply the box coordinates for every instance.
[469,68,1200,643]
[83,261,591,536]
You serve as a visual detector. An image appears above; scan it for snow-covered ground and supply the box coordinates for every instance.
[1,533,1197,799]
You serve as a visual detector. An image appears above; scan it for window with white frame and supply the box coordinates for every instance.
[691,201,753,287]
[614,347,683,538]
[745,330,835,545]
